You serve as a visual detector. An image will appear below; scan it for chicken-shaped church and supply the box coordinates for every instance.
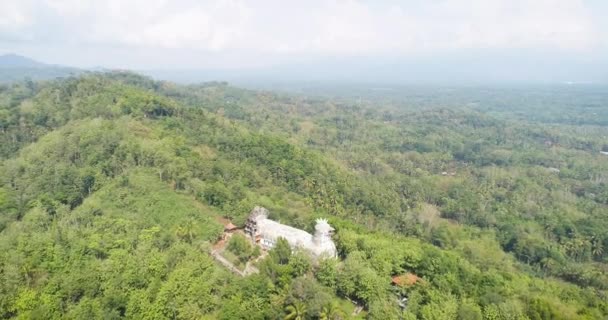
[245,206,337,259]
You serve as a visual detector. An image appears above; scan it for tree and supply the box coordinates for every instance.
[315,258,338,288]
[288,251,311,277]
[272,237,292,265]
[367,299,401,320]
[457,299,482,320]
[284,301,307,320]
[591,236,604,258]
[175,217,198,243]
[227,233,253,263]
[526,298,554,320]
[319,302,343,320]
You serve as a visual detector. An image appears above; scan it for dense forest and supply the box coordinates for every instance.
[0,72,607,319]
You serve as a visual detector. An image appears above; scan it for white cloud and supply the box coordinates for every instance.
[0,1,32,35]
[0,0,604,67]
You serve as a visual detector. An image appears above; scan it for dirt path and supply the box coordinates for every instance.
[211,249,258,277]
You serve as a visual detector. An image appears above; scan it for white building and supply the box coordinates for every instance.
[245,206,337,259]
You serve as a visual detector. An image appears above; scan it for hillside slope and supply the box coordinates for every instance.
[0,73,606,319]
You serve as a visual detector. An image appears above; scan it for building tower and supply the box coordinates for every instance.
[313,218,334,245]
[244,206,269,239]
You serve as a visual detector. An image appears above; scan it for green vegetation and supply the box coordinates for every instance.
[0,72,607,319]
[226,233,260,266]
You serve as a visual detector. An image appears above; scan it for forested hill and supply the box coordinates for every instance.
[0,72,607,319]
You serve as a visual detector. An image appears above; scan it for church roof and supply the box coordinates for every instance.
[258,219,312,247]
[252,211,337,258]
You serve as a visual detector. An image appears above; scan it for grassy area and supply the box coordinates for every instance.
[336,297,367,319]
[73,168,224,241]
[220,249,246,271]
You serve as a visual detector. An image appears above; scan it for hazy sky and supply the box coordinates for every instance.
[1,0,607,83]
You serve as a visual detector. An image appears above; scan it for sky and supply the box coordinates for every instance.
[0,0,607,83]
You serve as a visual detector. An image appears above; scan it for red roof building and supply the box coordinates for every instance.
[391,273,421,287]
[224,222,238,232]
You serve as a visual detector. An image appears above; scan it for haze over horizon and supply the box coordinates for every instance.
[1,0,607,84]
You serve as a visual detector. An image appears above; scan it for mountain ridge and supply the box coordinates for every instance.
[0,53,48,68]
[0,53,81,82]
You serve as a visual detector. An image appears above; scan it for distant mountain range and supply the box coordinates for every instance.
[0,53,81,82]
[0,53,48,68]
[2,53,605,86]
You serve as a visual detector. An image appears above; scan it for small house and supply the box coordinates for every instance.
[391,273,421,287]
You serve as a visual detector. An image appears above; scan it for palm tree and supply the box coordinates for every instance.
[591,236,604,258]
[284,301,307,320]
[175,217,197,243]
[320,302,343,320]
[539,257,556,275]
